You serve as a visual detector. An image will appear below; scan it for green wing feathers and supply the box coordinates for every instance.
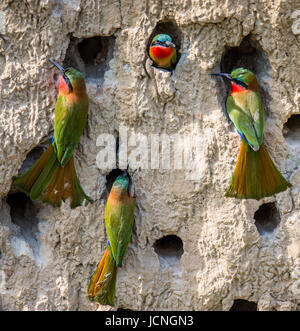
[226,92,264,150]
[105,198,134,267]
[172,48,177,65]
[54,95,88,166]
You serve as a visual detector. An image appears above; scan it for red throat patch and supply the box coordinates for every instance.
[231,81,247,93]
[150,46,173,58]
[59,75,70,94]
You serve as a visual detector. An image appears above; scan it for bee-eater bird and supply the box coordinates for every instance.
[212,68,291,200]
[149,34,177,70]
[87,169,134,306]
[13,59,92,208]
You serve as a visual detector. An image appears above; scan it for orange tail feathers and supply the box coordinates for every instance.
[225,139,291,200]
[87,246,117,306]
[13,145,92,208]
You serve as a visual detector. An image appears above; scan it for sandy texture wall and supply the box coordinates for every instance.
[0,0,300,311]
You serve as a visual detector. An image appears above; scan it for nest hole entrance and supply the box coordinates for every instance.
[230,299,257,311]
[18,146,45,175]
[283,114,300,146]
[147,20,182,70]
[153,235,184,268]
[64,36,115,83]
[254,202,280,235]
[6,192,40,256]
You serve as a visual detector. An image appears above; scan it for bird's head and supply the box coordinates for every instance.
[112,175,130,196]
[49,59,86,95]
[211,68,258,91]
[151,34,175,48]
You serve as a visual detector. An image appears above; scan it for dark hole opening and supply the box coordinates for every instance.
[283,114,300,142]
[153,235,184,266]
[6,193,39,252]
[147,20,182,70]
[64,36,115,82]
[78,37,103,63]
[18,146,45,175]
[254,202,280,235]
[230,299,257,311]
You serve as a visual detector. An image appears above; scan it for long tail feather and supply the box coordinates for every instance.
[87,246,117,306]
[13,145,93,208]
[226,138,291,200]
[42,155,93,208]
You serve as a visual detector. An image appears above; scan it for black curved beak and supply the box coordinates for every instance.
[123,164,130,177]
[210,73,232,80]
[49,59,73,92]
[49,59,65,73]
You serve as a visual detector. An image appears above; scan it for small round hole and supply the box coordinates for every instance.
[254,202,280,235]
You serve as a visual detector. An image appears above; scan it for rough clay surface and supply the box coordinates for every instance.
[0,0,300,311]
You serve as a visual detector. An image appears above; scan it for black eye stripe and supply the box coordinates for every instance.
[232,78,248,88]
[63,74,73,92]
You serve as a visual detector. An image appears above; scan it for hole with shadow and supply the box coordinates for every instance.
[18,146,45,175]
[153,235,184,268]
[147,20,182,70]
[230,299,257,311]
[6,192,40,257]
[254,202,280,235]
[283,114,300,145]
[64,36,115,84]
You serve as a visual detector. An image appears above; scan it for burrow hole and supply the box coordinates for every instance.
[64,36,115,83]
[230,299,257,311]
[283,114,300,145]
[6,192,40,257]
[153,235,184,268]
[254,202,280,235]
[16,138,51,177]
[147,20,183,70]
[215,35,271,119]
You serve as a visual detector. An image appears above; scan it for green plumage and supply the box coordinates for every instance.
[216,67,291,199]
[13,64,92,208]
[87,174,134,306]
[54,69,89,166]
[105,176,134,267]
[227,68,264,151]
